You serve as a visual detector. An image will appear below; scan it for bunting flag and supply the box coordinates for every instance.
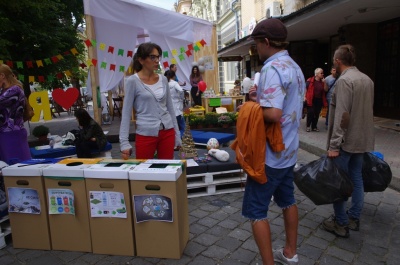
[101,62,107,69]
[38,76,45,82]
[163,61,169,68]
[56,54,64,60]
[51,56,59,63]
[26,61,34,68]
[178,54,185,61]
[17,62,23,69]
[119,66,125,72]
[80,63,87,69]
[180,47,185,53]
[6,61,13,68]
[185,50,192,57]
[200,39,207,46]
[127,50,133,57]
[47,75,54,82]
[56,73,64,79]
[171,49,178,56]
[84,39,92,47]
[163,51,169,58]
[86,59,93,67]
[70,48,79,55]
[92,59,98,67]
[171,58,177,64]
[188,44,194,51]
[194,45,200,52]
[18,74,24,81]
[44,58,52,65]
[110,64,116,71]
[0,60,3,65]
[29,76,35,82]
[118,49,124,56]
[108,46,114,54]
[63,51,71,56]
[65,70,72,77]
[99,43,106,51]
[91,39,97,47]
[36,60,44,67]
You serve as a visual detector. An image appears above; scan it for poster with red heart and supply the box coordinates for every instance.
[52,88,79,110]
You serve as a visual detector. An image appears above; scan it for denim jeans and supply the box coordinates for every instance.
[332,149,364,225]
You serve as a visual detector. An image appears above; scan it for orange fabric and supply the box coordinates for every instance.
[231,102,285,184]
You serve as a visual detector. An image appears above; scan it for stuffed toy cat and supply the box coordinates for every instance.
[208,149,229,162]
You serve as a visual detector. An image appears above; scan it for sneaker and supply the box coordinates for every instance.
[348,217,360,231]
[322,216,349,238]
[273,248,299,265]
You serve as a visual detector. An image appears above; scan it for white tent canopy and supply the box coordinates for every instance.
[83,0,213,93]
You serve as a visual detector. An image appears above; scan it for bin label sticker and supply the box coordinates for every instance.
[7,188,41,214]
[47,189,75,215]
[89,191,127,218]
[133,195,173,223]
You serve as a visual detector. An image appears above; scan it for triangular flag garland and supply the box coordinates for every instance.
[0,38,208,81]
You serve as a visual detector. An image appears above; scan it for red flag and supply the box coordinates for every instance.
[6,61,13,68]
[200,39,207,46]
[185,50,192,57]
[51,56,59,63]
[56,73,64,79]
[188,44,194,51]
[127,50,133,57]
[110,64,116,71]
[108,46,114,54]
[84,39,92,47]
[26,61,34,68]
[38,76,45,82]
[80,63,87,69]
[92,59,98,67]
[163,61,169,69]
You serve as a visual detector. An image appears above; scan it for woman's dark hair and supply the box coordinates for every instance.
[190,65,200,78]
[74,109,93,127]
[133,42,162,72]
[165,69,176,81]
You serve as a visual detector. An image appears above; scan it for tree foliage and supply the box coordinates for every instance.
[0,0,85,94]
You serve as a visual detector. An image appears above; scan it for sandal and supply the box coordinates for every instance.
[306,127,311,132]
[312,128,320,132]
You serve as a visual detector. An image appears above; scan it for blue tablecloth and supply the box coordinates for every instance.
[30,142,112,159]
[190,130,235,145]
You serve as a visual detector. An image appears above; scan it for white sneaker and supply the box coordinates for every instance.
[273,248,298,265]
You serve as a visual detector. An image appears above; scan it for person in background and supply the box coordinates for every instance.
[324,66,338,130]
[242,75,253,101]
[74,108,107,158]
[0,64,32,165]
[120,42,181,159]
[165,70,185,138]
[189,65,203,106]
[305,67,327,132]
[169,64,186,86]
[245,18,305,265]
[322,44,374,238]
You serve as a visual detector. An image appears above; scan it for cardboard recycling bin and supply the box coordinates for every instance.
[2,163,52,250]
[84,160,141,256]
[129,159,189,259]
[42,159,98,252]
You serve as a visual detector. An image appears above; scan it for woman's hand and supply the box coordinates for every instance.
[121,148,132,160]
[90,137,96,142]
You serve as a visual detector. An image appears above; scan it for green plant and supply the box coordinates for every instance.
[204,112,219,126]
[32,125,50,138]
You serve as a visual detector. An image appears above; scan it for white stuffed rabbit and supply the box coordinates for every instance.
[208,149,229,162]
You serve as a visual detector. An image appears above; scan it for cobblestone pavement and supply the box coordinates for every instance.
[1,148,399,265]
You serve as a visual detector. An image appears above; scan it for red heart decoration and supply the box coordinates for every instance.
[52,88,79,110]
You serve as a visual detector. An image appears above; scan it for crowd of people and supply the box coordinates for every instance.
[0,17,376,265]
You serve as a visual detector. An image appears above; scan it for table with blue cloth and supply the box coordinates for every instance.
[30,142,112,159]
[190,130,235,145]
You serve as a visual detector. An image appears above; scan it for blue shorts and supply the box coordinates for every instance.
[242,164,296,220]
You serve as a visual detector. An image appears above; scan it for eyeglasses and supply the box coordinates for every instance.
[149,54,161,62]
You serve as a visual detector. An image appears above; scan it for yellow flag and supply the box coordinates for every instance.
[172,49,178,56]
[29,76,35,82]
[99,43,106,50]
[36,60,44,67]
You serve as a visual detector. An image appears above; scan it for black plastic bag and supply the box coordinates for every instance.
[294,156,353,205]
[362,152,392,192]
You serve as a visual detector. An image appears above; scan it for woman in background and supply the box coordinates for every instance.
[165,70,185,138]
[119,42,181,159]
[0,64,31,164]
[189,65,203,106]
[74,108,107,158]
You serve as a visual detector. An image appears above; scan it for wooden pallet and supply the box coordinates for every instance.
[187,170,246,198]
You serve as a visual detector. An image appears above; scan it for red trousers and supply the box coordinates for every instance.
[135,128,175,159]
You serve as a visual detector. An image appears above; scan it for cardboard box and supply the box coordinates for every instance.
[129,160,189,259]
[2,163,52,250]
[84,161,140,256]
[42,162,95,252]
[57,158,104,165]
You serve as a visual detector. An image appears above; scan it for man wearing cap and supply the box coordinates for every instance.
[242,18,305,265]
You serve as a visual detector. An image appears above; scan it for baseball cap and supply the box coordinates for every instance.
[250,18,287,41]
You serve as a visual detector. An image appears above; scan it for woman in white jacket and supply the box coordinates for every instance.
[165,70,185,138]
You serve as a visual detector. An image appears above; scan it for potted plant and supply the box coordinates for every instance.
[204,113,219,128]
[218,114,233,128]
[32,125,50,141]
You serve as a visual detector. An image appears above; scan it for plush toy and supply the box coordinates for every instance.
[208,149,229,162]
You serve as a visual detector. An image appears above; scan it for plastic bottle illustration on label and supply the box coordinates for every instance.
[102,192,107,206]
[50,196,56,205]
[63,196,69,205]
[69,197,73,206]
[57,197,62,205]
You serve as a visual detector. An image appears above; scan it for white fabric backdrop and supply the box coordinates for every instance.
[83,0,213,92]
